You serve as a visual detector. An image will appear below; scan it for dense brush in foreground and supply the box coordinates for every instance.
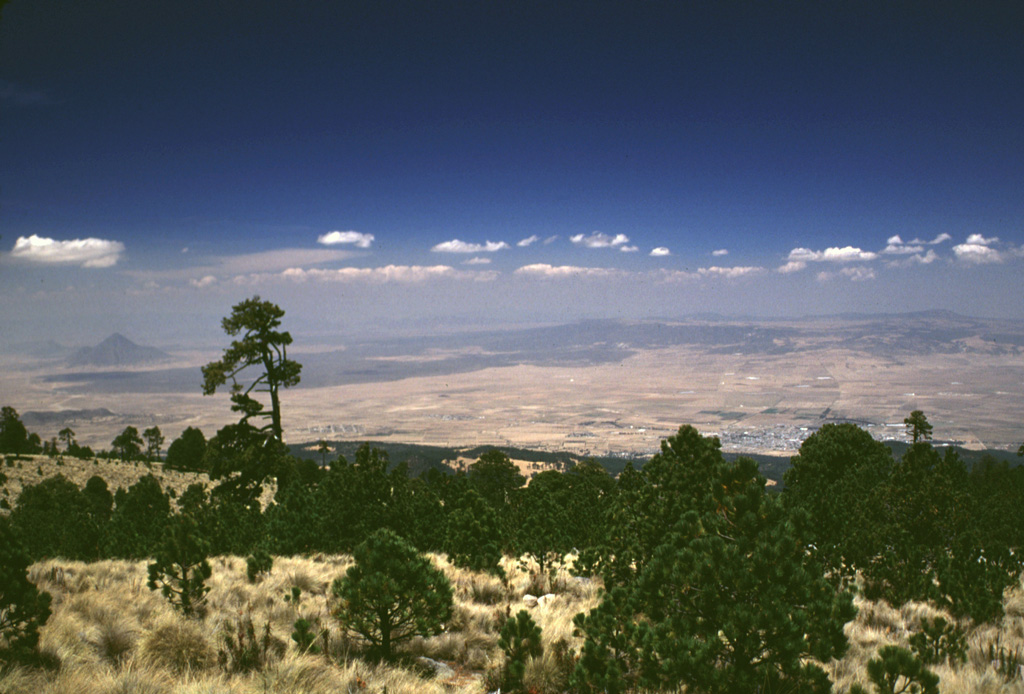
[1,554,1022,694]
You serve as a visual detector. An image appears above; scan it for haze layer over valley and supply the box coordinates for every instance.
[4,311,1022,458]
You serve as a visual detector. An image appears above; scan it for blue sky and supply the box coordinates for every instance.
[2,1,1023,346]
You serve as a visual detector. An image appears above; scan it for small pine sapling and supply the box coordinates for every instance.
[332,528,453,660]
[246,547,273,583]
[291,616,330,655]
[147,513,212,618]
[909,616,967,666]
[867,645,939,694]
[498,609,543,690]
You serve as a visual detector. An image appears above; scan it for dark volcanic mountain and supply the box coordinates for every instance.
[68,333,170,368]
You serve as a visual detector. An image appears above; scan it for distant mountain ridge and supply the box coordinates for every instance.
[68,333,170,367]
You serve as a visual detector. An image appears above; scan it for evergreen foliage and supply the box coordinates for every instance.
[246,547,273,583]
[904,410,934,444]
[111,425,144,462]
[291,616,329,655]
[10,474,100,560]
[147,512,212,618]
[512,477,571,573]
[573,425,855,694]
[866,645,939,694]
[201,295,302,442]
[0,516,52,664]
[264,479,319,555]
[390,473,446,552]
[444,488,505,576]
[783,422,894,585]
[164,426,207,471]
[863,443,1019,622]
[498,609,543,690]
[142,426,165,461]
[203,422,289,509]
[468,448,525,509]
[788,420,1022,624]
[331,528,453,660]
[177,482,264,556]
[106,474,171,558]
[82,475,114,523]
[0,407,30,456]
[908,617,967,666]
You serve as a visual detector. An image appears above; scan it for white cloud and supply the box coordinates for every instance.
[243,265,498,284]
[698,266,764,279]
[656,266,765,282]
[952,234,1007,264]
[463,257,491,265]
[9,234,125,268]
[317,230,375,248]
[649,247,671,257]
[953,242,1003,264]
[515,264,626,278]
[886,249,939,267]
[882,235,925,255]
[840,267,876,281]
[816,271,833,282]
[891,233,952,246]
[189,275,218,288]
[570,232,630,249]
[431,239,510,253]
[517,235,539,247]
[712,249,729,256]
[965,233,998,246]
[620,245,639,252]
[787,246,877,263]
[123,247,356,285]
[543,235,559,245]
[777,260,807,274]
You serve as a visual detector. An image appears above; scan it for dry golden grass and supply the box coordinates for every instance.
[826,584,1024,694]
[6,553,1023,693]
[0,455,280,514]
[0,454,210,513]
[5,552,605,694]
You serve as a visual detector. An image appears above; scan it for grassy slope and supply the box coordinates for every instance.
[0,454,211,512]
[1,554,1022,694]
[4,453,1024,692]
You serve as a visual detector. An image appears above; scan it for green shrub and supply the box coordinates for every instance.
[246,547,273,583]
[573,426,854,694]
[498,609,543,690]
[10,474,99,560]
[908,616,966,666]
[444,488,505,577]
[147,513,212,618]
[291,617,330,655]
[332,528,453,660]
[867,646,939,694]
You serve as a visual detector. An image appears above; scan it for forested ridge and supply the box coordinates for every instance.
[2,297,1023,693]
